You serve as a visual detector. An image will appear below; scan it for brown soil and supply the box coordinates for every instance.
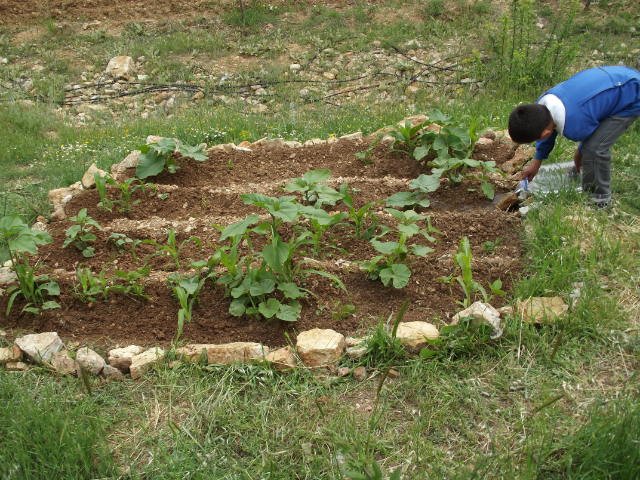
[0,138,524,351]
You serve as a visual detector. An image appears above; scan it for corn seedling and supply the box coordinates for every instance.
[73,267,108,303]
[109,266,151,300]
[167,272,207,343]
[334,184,382,240]
[132,227,202,269]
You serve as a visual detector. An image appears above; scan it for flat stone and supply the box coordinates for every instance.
[130,348,165,380]
[346,346,367,359]
[75,347,106,375]
[284,141,303,148]
[107,345,144,373]
[323,71,335,80]
[290,63,301,71]
[326,136,339,145]
[345,337,365,348]
[260,138,286,149]
[518,297,568,324]
[207,143,236,153]
[0,267,17,285]
[451,302,503,339]
[264,346,297,372]
[50,208,66,222]
[303,138,326,147]
[493,192,518,211]
[102,364,123,379]
[339,132,363,142]
[395,322,439,354]
[387,369,400,378]
[81,163,107,189]
[296,329,345,367]
[175,344,210,363]
[192,91,204,101]
[337,367,351,377]
[476,137,494,146]
[398,114,428,127]
[206,342,269,365]
[51,350,76,375]
[0,345,23,364]
[15,332,63,364]
[237,141,252,148]
[353,366,367,382]
[6,361,29,372]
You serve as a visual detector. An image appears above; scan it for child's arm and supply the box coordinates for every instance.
[534,130,558,161]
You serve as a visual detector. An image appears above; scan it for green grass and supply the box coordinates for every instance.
[1,0,640,477]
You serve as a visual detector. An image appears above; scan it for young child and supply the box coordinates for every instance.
[508,66,640,208]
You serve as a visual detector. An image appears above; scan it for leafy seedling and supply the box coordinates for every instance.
[73,267,108,303]
[283,169,344,207]
[63,208,104,257]
[132,227,202,269]
[109,266,151,300]
[136,138,208,179]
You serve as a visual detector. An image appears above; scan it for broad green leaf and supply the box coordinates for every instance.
[80,233,97,242]
[278,282,305,299]
[240,193,274,207]
[82,247,95,258]
[155,138,177,154]
[179,275,201,295]
[413,144,431,161]
[481,182,495,199]
[302,169,331,184]
[40,282,60,295]
[401,210,427,222]
[271,201,299,223]
[379,264,411,288]
[250,278,276,296]
[229,298,247,316]
[315,184,343,204]
[411,245,435,257]
[276,303,300,322]
[42,301,61,310]
[179,144,208,161]
[261,242,289,273]
[259,298,280,318]
[426,108,451,124]
[409,174,441,193]
[386,191,415,208]
[449,126,471,147]
[398,224,419,237]
[420,348,439,358]
[371,240,400,255]
[23,307,40,315]
[297,205,334,225]
[136,150,166,179]
[384,208,405,221]
[219,214,259,241]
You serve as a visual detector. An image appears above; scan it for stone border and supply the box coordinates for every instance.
[0,301,529,379]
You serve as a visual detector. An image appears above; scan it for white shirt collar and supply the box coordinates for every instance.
[538,94,565,137]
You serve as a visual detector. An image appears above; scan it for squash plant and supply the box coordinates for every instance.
[136,138,208,179]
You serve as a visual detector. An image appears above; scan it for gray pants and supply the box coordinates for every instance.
[581,114,639,204]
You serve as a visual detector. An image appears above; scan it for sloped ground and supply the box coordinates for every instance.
[0,137,523,350]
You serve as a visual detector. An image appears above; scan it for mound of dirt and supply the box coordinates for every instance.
[0,138,523,351]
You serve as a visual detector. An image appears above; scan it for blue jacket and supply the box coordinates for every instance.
[535,66,640,160]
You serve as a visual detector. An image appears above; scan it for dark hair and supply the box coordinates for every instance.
[508,104,552,144]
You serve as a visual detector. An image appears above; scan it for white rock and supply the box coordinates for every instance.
[137,74,148,81]
[395,322,439,354]
[327,136,339,144]
[296,329,345,367]
[0,345,23,364]
[299,89,309,98]
[345,337,365,348]
[264,346,296,372]
[337,367,351,377]
[207,142,236,153]
[339,132,363,142]
[206,342,269,365]
[121,150,141,169]
[303,138,326,147]
[130,347,165,380]
[81,163,107,189]
[346,346,367,359]
[0,267,17,286]
[290,63,301,71]
[6,362,29,372]
[476,137,494,146]
[175,344,211,363]
[323,72,335,80]
[75,347,106,375]
[106,55,135,79]
[107,345,144,373]
[284,141,303,148]
[15,332,63,364]
[0,57,8,64]
[261,138,286,149]
[102,364,123,379]
[51,351,76,375]
[451,302,503,339]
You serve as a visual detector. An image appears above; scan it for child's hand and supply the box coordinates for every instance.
[522,160,543,181]
[574,149,583,174]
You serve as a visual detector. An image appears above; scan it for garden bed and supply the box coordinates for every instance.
[0,136,525,351]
